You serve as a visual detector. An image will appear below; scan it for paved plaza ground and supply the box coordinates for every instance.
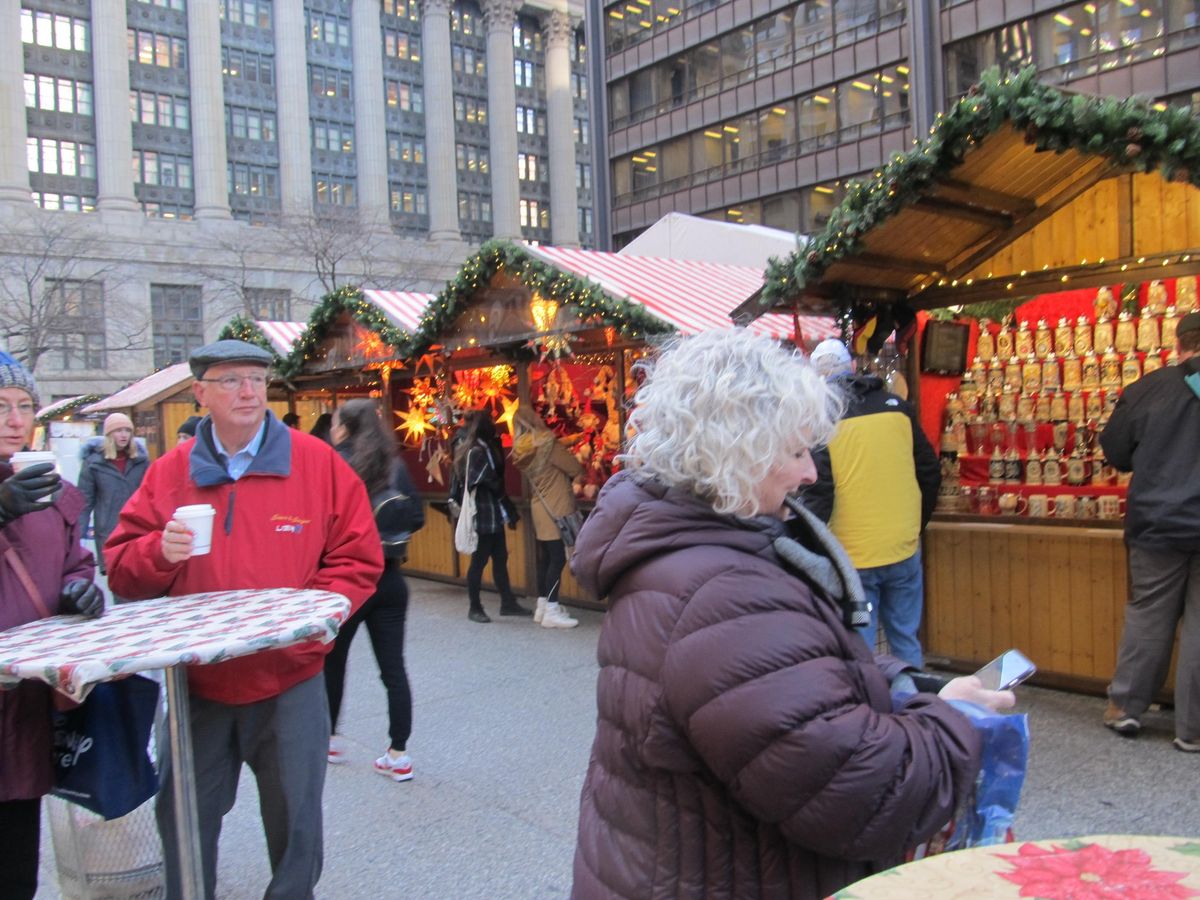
[37,577,1200,898]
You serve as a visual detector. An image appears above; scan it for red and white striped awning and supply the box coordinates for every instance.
[360,290,437,333]
[520,245,837,344]
[255,320,307,357]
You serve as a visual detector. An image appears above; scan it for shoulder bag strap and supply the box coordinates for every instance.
[0,530,52,618]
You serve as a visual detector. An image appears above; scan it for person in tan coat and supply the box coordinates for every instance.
[512,407,583,628]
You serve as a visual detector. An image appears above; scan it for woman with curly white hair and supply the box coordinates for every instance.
[569,329,1012,900]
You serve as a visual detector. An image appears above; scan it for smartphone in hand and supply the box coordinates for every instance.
[975,649,1037,691]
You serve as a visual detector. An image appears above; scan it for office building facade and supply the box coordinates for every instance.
[1,0,593,397]
[593,0,1200,249]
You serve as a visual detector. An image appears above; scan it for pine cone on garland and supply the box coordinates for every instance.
[1126,126,1144,142]
[1125,143,1143,159]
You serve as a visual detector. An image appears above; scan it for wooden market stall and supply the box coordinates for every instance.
[737,68,1200,696]
[81,363,196,460]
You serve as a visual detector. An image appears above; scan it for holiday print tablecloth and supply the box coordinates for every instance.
[0,588,351,701]
[833,834,1200,899]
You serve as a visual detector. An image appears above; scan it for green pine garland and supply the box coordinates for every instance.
[760,65,1200,312]
[217,316,282,361]
[405,240,675,360]
[36,393,102,423]
[277,285,413,378]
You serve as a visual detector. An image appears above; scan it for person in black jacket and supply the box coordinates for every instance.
[1099,310,1200,752]
[803,339,940,668]
[323,398,425,780]
[78,412,149,576]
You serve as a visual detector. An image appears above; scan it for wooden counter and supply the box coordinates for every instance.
[923,515,1177,699]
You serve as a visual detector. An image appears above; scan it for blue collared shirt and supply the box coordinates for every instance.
[211,420,266,481]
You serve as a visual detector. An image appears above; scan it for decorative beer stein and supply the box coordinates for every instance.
[999,492,1027,516]
[1073,315,1094,356]
[1068,391,1084,422]
[1035,392,1052,423]
[999,387,1018,420]
[1066,448,1088,486]
[1053,494,1076,518]
[1017,392,1035,423]
[996,319,1015,359]
[1115,311,1136,353]
[1043,448,1062,485]
[1077,496,1098,520]
[1101,390,1120,424]
[1041,352,1061,391]
[1052,421,1070,453]
[1082,352,1101,389]
[945,391,965,422]
[1054,317,1073,356]
[1100,347,1122,390]
[1016,319,1034,358]
[1004,447,1023,484]
[988,447,1005,483]
[1137,313,1160,352]
[1026,454,1043,486]
[1093,316,1114,353]
[970,357,987,391]
[1177,276,1197,314]
[1034,318,1052,358]
[959,485,978,514]
[1162,306,1179,347]
[1022,355,1042,393]
[1086,391,1103,421]
[987,358,1005,392]
[1027,493,1050,518]
[1004,355,1023,391]
[968,418,989,455]
[1061,351,1082,392]
[1098,494,1125,519]
[1144,352,1164,376]
[1147,279,1169,315]
[1049,390,1068,422]
[977,485,999,516]
[1094,285,1119,320]
[1121,354,1142,388]
[977,320,995,361]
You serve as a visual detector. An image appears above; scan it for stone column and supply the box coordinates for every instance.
[274,0,314,217]
[351,0,388,227]
[482,0,520,239]
[91,0,138,213]
[543,10,578,247]
[0,0,30,204]
[187,0,231,218]
[420,0,461,241]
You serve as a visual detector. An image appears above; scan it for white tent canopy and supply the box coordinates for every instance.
[618,212,806,271]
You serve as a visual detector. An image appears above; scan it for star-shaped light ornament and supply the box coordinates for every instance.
[395,404,434,445]
[496,395,520,436]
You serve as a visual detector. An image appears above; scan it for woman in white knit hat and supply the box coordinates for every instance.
[77,412,148,575]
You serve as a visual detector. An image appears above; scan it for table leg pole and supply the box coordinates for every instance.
[164,665,206,900]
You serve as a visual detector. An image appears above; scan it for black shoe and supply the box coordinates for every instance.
[499,600,534,617]
[468,608,491,623]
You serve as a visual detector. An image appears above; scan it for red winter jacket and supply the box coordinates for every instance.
[106,414,382,705]
[569,471,980,900]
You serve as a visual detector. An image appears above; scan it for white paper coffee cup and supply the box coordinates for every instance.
[10,451,59,503]
[173,504,216,556]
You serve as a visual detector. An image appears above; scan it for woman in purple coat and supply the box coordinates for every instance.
[569,331,1014,900]
[0,352,102,900]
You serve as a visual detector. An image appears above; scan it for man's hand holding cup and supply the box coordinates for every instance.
[161,519,196,564]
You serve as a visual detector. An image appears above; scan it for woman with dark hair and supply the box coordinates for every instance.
[323,398,424,781]
[451,410,530,623]
[309,412,333,444]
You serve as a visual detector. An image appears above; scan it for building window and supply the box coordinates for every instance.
[139,0,186,8]
[576,162,591,191]
[26,138,96,179]
[389,187,427,214]
[519,198,542,228]
[227,162,280,198]
[384,28,421,61]
[220,0,271,28]
[133,150,193,188]
[26,76,93,116]
[245,287,291,320]
[573,116,589,144]
[454,95,487,124]
[223,47,275,84]
[47,277,108,369]
[225,105,276,141]
[308,11,350,47]
[455,143,489,173]
[312,120,354,153]
[451,2,476,34]
[21,10,89,51]
[516,106,541,134]
[128,30,188,68]
[388,136,426,164]
[452,46,486,76]
[385,80,423,112]
[578,206,593,236]
[314,174,356,206]
[517,153,540,181]
[310,65,352,99]
[131,90,190,129]
[514,59,535,88]
[32,192,95,212]
[570,71,588,99]
[151,284,204,367]
[457,191,491,222]
[384,0,421,22]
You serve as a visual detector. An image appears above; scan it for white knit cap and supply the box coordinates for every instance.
[809,339,853,377]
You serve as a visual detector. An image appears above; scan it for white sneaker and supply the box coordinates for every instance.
[328,735,348,765]
[374,751,414,782]
[533,596,548,624]
[541,602,579,629]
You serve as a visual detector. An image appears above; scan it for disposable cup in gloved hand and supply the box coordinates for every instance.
[60,580,105,618]
[0,462,61,524]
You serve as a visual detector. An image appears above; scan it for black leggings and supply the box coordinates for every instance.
[535,539,567,603]
[466,530,518,609]
[0,798,41,900]
[324,564,412,750]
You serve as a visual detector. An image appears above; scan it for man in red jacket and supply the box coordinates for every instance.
[106,340,383,900]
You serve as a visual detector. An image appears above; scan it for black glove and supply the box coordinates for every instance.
[0,462,61,525]
[60,580,105,618]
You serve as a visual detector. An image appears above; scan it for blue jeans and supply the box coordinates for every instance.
[857,550,925,668]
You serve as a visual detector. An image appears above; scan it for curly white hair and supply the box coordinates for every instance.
[622,329,845,517]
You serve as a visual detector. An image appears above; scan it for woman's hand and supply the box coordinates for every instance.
[938,675,1017,713]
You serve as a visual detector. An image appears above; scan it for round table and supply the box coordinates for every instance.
[0,588,352,900]
[835,834,1200,899]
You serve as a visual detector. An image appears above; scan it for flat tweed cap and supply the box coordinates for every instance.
[189,340,273,379]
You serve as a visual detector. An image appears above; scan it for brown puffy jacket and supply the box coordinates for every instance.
[569,471,980,899]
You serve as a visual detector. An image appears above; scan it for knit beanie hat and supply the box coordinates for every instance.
[0,351,39,406]
[809,339,854,378]
[103,412,134,435]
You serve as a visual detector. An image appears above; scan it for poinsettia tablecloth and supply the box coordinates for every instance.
[833,834,1200,899]
[0,589,351,701]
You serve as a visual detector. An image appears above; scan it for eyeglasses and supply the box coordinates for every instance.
[0,401,36,418]
[198,373,269,392]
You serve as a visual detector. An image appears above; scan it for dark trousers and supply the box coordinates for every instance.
[535,538,567,603]
[156,674,329,900]
[0,798,41,900]
[466,530,518,609]
[324,563,413,750]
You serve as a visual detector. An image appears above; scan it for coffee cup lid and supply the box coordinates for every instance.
[174,504,215,516]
